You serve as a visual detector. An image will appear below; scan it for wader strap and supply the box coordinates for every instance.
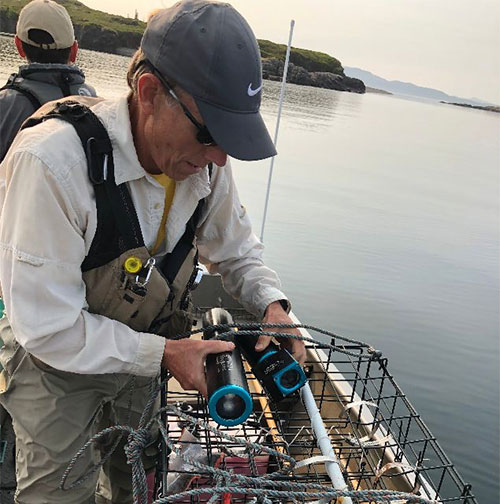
[21,100,145,271]
[1,75,41,110]
[83,160,145,271]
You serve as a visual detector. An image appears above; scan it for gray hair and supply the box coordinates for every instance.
[126,48,179,104]
[126,49,150,94]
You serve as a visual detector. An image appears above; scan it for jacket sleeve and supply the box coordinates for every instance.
[0,90,36,162]
[196,162,289,317]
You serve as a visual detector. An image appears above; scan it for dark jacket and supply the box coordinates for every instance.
[0,63,96,161]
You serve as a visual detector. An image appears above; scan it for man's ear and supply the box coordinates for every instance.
[69,40,78,63]
[14,36,26,59]
[137,73,163,116]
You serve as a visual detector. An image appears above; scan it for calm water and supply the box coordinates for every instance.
[1,36,499,502]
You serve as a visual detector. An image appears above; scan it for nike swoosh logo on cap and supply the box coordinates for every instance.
[247,83,263,97]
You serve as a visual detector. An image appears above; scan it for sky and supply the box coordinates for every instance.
[82,0,500,104]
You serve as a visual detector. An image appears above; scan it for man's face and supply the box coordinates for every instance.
[142,87,227,181]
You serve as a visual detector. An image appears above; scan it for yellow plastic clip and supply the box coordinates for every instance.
[124,256,142,274]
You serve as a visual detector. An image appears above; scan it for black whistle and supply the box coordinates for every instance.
[203,308,252,426]
[236,328,307,403]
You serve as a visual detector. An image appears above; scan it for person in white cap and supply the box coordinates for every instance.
[0,1,304,502]
[0,0,96,161]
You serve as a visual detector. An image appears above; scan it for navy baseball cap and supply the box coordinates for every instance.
[141,0,277,161]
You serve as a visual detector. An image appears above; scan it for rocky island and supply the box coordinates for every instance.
[0,0,365,94]
[259,39,364,93]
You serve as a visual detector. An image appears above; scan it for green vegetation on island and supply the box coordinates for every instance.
[258,39,344,75]
[0,0,145,53]
[1,0,145,36]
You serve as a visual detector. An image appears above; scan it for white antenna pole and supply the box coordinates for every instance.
[260,19,295,243]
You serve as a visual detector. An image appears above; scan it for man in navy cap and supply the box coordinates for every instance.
[0,1,304,502]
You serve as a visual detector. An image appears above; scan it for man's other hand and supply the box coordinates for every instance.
[256,301,306,365]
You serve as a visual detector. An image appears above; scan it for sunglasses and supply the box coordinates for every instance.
[147,64,216,146]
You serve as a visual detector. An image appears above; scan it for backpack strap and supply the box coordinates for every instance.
[21,100,145,271]
[0,73,41,110]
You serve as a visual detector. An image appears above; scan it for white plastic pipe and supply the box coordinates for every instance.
[260,19,295,243]
[301,383,353,504]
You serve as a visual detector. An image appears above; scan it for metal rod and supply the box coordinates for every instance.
[260,19,295,243]
[301,382,353,504]
[155,368,168,498]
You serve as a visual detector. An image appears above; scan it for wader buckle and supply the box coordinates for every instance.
[86,137,109,184]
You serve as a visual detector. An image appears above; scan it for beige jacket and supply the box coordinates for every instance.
[0,94,287,377]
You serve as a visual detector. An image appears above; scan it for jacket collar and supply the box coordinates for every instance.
[102,94,145,186]
[18,63,85,84]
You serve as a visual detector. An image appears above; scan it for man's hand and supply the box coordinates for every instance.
[255,301,306,365]
[162,338,235,398]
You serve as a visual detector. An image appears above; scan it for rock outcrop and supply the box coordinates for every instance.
[73,24,142,54]
[262,58,365,94]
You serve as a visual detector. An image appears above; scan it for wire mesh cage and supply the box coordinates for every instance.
[158,307,477,504]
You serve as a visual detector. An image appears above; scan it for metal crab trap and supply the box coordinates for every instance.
[155,302,477,504]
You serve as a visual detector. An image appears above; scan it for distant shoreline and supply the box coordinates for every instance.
[440,101,500,114]
[366,87,392,95]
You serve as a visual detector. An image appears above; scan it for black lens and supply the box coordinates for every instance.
[279,369,301,390]
[196,127,216,146]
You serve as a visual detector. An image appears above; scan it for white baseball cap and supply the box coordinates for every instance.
[16,0,75,50]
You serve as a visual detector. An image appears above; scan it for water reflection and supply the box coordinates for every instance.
[77,48,131,98]
[0,35,21,81]
[262,79,363,132]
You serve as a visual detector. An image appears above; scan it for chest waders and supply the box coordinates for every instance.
[22,97,209,338]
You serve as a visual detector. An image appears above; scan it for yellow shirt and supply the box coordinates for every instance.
[151,173,176,255]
